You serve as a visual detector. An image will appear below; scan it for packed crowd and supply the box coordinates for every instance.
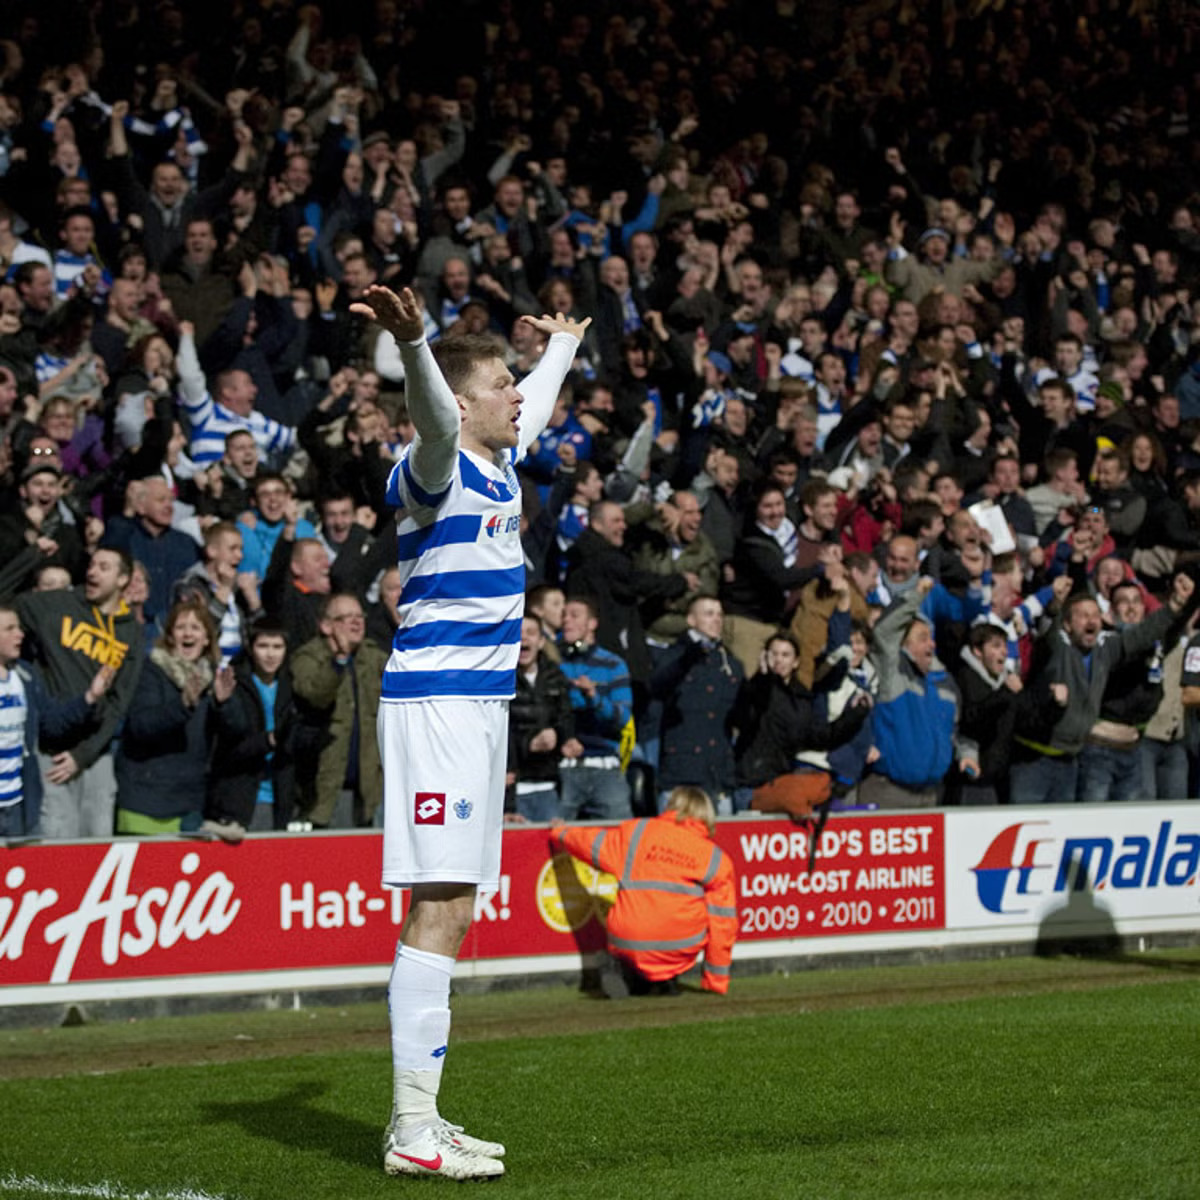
[0,0,1198,840]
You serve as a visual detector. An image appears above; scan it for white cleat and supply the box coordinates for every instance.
[384,1121,505,1181]
[437,1116,506,1159]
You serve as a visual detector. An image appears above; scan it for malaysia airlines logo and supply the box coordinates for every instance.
[972,822,1053,913]
[972,820,1200,914]
[484,514,521,538]
[414,792,446,825]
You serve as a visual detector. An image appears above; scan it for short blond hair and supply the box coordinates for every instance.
[665,786,717,836]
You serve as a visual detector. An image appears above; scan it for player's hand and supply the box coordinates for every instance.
[520,311,592,342]
[351,285,425,342]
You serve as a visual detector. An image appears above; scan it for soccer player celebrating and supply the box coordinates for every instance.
[350,284,589,1181]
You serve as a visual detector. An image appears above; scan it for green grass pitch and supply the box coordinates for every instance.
[1,954,1197,1200]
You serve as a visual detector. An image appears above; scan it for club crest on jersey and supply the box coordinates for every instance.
[453,798,473,820]
[485,513,521,538]
[485,477,500,497]
[414,792,446,824]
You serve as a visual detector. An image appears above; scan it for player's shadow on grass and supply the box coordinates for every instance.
[1035,852,1120,958]
[201,1079,380,1169]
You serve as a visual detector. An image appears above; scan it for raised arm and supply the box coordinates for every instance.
[515,312,591,456]
[351,285,460,494]
[175,321,214,428]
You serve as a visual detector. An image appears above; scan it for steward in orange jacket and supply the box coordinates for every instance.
[552,786,737,993]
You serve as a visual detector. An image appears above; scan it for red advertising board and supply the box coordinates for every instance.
[0,813,945,996]
[723,812,944,940]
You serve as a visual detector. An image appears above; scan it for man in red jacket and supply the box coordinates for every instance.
[552,786,736,996]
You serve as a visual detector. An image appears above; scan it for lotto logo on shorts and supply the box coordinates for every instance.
[414,792,446,825]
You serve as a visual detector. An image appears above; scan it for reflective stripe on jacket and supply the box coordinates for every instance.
[555,814,737,993]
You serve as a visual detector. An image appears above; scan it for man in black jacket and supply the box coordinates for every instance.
[951,623,1023,805]
[316,489,392,600]
[648,596,744,814]
[565,499,694,711]
[1078,583,1167,803]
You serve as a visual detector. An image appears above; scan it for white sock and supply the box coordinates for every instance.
[388,942,454,1134]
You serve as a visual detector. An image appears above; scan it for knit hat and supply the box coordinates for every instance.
[1096,380,1124,408]
[20,460,62,484]
[918,227,951,246]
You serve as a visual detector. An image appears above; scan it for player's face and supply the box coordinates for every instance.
[459,356,522,453]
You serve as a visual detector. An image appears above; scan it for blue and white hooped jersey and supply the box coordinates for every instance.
[382,446,525,702]
[0,669,27,810]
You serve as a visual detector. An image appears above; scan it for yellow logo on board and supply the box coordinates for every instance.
[535,853,618,933]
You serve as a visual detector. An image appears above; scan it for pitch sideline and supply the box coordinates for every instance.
[0,1173,235,1200]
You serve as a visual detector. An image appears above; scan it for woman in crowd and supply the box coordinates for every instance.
[114,598,230,834]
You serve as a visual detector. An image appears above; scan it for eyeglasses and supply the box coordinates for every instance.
[30,446,57,456]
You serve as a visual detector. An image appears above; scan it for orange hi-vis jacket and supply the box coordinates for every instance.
[554,814,737,993]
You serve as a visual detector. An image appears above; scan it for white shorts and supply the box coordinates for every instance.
[378,698,508,891]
